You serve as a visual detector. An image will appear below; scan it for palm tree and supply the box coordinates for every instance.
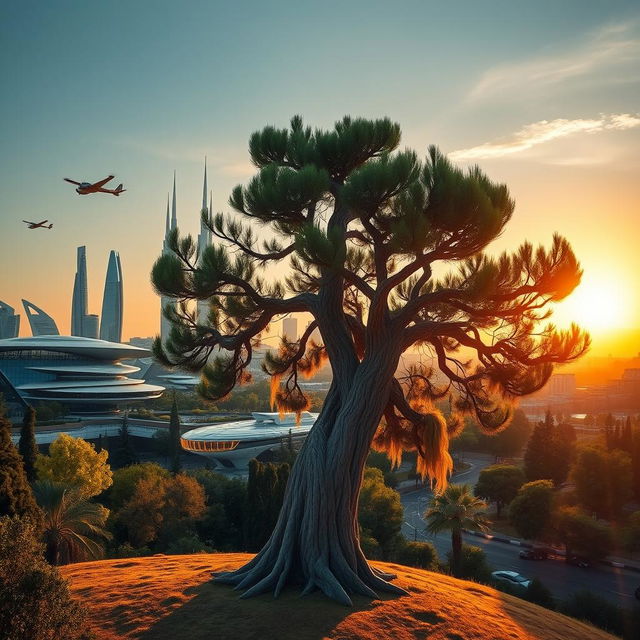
[33,480,112,565]
[424,483,489,577]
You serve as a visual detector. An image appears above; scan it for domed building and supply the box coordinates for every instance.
[0,335,164,416]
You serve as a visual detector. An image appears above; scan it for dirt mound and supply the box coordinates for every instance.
[61,553,613,640]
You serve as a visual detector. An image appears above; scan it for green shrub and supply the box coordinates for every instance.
[560,590,623,635]
[392,540,438,570]
[0,516,91,640]
[107,543,152,559]
[166,534,213,555]
[360,529,382,559]
[524,577,555,610]
[447,545,492,583]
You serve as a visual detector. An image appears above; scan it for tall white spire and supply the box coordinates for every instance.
[202,156,208,213]
[196,167,213,327]
[165,193,170,235]
[171,171,177,230]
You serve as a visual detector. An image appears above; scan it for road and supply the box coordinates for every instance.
[401,453,640,609]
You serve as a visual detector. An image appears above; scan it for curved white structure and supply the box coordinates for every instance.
[0,336,164,414]
[181,411,317,468]
[22,299,59,336]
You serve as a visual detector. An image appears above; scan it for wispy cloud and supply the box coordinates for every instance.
[468,20,640,102]
[449,113,640,161]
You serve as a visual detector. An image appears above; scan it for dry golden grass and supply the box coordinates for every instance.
[61,553,614,640]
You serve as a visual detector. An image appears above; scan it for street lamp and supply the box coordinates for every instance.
[404,522,418,542]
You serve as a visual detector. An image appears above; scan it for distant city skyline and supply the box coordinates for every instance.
[1,2,638,354]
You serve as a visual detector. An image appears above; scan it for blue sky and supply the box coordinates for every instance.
[1,1,639,342]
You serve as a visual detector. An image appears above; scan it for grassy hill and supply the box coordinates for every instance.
[61,553,614,640]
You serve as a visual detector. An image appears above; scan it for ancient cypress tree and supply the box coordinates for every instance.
[0,405,40,520]
[152,116,589,603]
[168,395,182,474]
[18,406,39,483]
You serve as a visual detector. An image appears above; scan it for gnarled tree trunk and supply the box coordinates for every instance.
[215,347,405,605]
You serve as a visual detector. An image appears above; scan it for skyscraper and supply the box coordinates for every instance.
[71,245,98,337]
[100,250,123,342]
[160,173,178,344]
[196,158,212,326]
[0,301,20,338]
[21,299,59,336]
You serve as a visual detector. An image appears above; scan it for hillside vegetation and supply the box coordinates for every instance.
[61,553,615,640]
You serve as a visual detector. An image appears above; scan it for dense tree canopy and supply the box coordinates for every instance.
[151,116,588,603]
[474,464,525,518]
[35,434,112,499]
[508,479,554,541]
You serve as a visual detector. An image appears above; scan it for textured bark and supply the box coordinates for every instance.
[214,346,406,605]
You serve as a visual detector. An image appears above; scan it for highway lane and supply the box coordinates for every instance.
[400,456,640,608]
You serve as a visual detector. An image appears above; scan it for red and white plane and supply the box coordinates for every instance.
[63,175,126,196]
[23,220,53,229]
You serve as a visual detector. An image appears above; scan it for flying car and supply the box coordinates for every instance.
[63,175,126,196]
[23,220,53,229]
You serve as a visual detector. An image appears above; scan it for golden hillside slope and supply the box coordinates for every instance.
[61,553,613,640]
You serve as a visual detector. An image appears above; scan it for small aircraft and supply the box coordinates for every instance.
[63,175,126,196]
[22,220,53,229]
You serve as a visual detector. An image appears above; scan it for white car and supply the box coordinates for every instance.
[491,571,531,589]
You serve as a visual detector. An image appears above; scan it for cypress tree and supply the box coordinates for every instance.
[113,414,138,468]
[524,411,555,482]
[18,405,38,483]
[524,411,572,486]
[0,404,40,520]
[169,395,182,474]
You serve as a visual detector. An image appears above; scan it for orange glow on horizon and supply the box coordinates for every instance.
[553,269,629,335]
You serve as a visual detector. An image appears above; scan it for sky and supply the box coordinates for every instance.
[1,0,639,355]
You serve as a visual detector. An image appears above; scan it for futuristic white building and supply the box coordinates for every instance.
[99,250,123,342]
[0,301,20,339]
[22,299,59,336]
[0,335,164,414]
[181,411,317,468]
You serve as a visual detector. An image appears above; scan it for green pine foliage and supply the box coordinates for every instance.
[0,404,40,521]
[18,405,39,483]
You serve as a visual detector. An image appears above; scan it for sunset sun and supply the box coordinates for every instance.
[556,271,627,333]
